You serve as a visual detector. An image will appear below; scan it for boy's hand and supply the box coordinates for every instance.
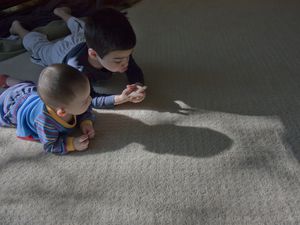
[128,85,147,103]
[73,135,89,151]
[114,86,132,105]
[81,123,95,139]
[114,84,147,105]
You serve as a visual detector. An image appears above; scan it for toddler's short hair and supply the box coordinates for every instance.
[38,64,89,108]
[84,7,136,58]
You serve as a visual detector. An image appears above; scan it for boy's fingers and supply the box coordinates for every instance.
[136,85,147,93]
[127,84,136,88]
[129,92,143,98]
[126,84,137,91]
[123,89,132,96]
[130,94,145,102]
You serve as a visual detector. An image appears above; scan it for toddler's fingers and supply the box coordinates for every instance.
[81,140,89,149]
[77,144,88,151]
[79,135,89,143]
[88,130,95,139]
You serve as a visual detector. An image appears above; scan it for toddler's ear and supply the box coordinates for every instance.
[56,108,67,117]
[88,48,98,59]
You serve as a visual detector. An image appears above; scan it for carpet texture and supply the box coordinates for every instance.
[0,0,300,224]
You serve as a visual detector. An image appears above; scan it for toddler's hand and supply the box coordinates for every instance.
[81,123,95,139]
[73,135,89,151]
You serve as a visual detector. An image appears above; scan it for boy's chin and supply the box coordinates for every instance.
[109,67,127,73]
[119,68,128,73]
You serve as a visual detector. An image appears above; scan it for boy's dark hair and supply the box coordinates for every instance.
[38,64,89,108]
[84,8,136,58]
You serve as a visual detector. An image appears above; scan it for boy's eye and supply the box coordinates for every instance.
[114,61,122,64]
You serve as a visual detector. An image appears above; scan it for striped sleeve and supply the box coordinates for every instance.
[35,114,71,154]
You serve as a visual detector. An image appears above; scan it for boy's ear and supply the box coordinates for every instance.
[88,48,98,59]
[56,108,67,117]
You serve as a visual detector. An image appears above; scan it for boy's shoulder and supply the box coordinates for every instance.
[63,42,88,70]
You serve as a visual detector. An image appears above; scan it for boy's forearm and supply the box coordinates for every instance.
[114,95,128,105]
[91,94,115,109]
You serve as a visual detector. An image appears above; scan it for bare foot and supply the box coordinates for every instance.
[9,20,29,38]
[53,7,71,17]
[9,20,21,35]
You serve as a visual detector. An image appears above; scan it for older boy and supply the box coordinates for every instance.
[0,64,96,154]
[9,7,146,109]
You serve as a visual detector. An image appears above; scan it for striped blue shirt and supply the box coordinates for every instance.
[0,82,94,154]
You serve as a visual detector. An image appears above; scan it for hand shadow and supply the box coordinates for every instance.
[75,111,233,158]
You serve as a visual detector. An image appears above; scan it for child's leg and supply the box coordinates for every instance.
[9,21,29,38]
[22,32,61,66]
[9,13,84,66]
[22,31,84,66]
[53,7,72,23]
[10,21,72,66]
[9,21,58,66]
[54,7,85,35]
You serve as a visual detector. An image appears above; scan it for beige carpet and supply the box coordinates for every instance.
[0,0,300,224]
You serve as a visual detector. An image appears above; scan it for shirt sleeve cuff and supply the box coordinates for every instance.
[66,137,75,152]
[80,120,93,127]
